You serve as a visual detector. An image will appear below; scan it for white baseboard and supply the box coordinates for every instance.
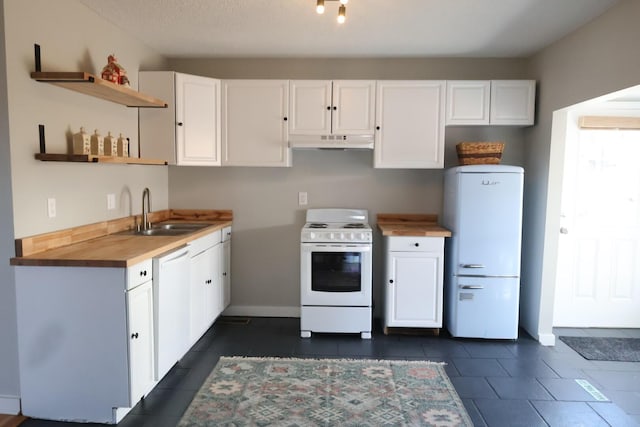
[0,395,21,415]
[537,332,556,346]
[222,305,300,318]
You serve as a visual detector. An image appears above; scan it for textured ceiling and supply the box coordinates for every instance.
[79,0,619,58]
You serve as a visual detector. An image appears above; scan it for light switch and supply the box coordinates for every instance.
[47,197,56,218]
[107,193,116,210]
[298,192,308,206]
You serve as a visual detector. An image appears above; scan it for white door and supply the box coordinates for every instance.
[222,80,290,167]
[332,80,376,134]
[386,251,441,328]
[127,281,155,406]
[374,81,445,169]
[175,73,221,166]
[554,128,640,327]
[289,80,332,134]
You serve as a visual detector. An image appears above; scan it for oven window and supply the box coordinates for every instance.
[311,252,361,292]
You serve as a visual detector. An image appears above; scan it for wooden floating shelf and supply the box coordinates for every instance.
[31,71,167,108]
[35,153,168,166]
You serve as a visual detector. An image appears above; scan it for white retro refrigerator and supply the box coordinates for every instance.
[443,165,524,339]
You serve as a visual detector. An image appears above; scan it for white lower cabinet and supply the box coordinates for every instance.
[221,226,232,312]
[15,261,155,424]
[383,237,445,330]
[188,230,223,345]
[14,228,231,424]
[126,279,155,405]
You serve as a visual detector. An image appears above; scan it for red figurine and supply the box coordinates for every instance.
[101,54,130,86]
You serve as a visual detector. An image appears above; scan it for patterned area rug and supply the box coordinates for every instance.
[559,336,640,362]
[178,356,472,426]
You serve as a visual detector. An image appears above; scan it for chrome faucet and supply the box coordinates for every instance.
[142,187,151,231]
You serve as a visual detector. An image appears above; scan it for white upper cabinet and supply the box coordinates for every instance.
[374,80,446,169]
[289,80,376,135]
[446,81,491,125]
[222,80,291,167]
[139,71,221,166]
[490,80,536,125]
[446,80,535,126]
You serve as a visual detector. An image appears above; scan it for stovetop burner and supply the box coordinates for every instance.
[308,223,328,229]
[343,223,366,229]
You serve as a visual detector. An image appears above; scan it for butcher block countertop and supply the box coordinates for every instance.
[377,214,452,237]
[10,209,232,268]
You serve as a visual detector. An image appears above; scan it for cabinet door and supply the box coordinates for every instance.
[490,80,535,125]
[289,80,332,134]
[189,244,222,345]
[385,250,443,328]
[207,243,223,322]
[221,238,231,311]
[127,280,155,406]
[189,248,209,344]
[445,81,490,125]
[332,80,376,134]
[222,80,290,167]
[175,73,221,166]
[374,81,445,169]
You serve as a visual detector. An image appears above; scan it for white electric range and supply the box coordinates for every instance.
[300,208,373,339]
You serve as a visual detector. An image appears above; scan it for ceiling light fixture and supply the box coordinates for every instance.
[315,0,349,24]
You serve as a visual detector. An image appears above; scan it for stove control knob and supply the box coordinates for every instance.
[360,233,367,241]
[329,232,335,240]
[349,233,355,240]
[309,232,316,239]
[339,233,345,240]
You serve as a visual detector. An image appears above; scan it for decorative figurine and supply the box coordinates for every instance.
[103,131,118,156]
[117,133,129,157]
[101,54,130,86]
[90,129,104,156]
[72,127,91,155]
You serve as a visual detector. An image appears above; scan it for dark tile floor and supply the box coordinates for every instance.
[21,319,640,426]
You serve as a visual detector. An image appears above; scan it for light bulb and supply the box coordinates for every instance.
[337,4,346,23]
[340,0,348,4]
[316,0,325,14]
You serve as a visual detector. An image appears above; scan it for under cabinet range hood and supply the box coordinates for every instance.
[289,134,374,150]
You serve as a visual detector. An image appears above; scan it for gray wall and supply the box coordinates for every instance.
[1,0,168,408]
[5,0,169,238]
[521,0,640,342]
[167,58,529,315]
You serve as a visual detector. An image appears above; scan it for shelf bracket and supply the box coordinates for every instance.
[34,44,41,73]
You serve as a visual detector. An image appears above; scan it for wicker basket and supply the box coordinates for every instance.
[456,142,505,165]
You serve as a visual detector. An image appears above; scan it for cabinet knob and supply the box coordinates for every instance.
[223,272,227,276]
[326,106,331,111]
[177,122,184,126]
[414,243,420,247]
[376,126,381,130]
[140,270,147,276]
[389,279,394,284]
[131,332,139,339]
[333,106,337,111]
[283,117,288,121]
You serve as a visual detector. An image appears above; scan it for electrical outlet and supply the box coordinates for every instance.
[298,191,308,206]
[107,193,116,210]
[47,197,56,218]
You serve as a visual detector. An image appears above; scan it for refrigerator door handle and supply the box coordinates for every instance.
[460,285,484,289]
[460,264,485,269]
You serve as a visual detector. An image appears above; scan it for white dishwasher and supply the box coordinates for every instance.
[153,245,190,381]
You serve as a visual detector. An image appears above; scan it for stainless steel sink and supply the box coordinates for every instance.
[153,222,210,231]
[118,222,210,236]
